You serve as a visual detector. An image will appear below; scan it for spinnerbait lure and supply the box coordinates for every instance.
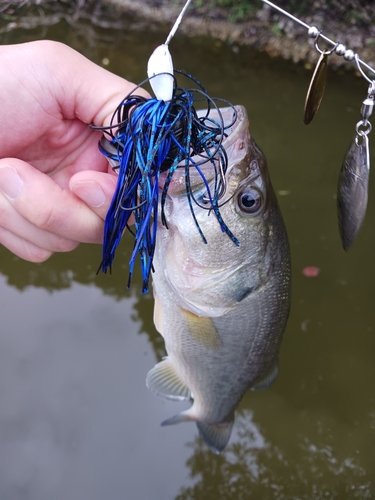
[303,29,336,125]
[337,79,374,250]
[261,0,375,249]
[92,0,238,293]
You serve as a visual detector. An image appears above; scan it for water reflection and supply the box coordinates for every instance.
[0,271,192,500]
[177,410,374,499]
[0,236,166,358]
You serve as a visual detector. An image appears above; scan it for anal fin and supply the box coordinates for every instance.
[161,410,193,426]
[146,358,191,401]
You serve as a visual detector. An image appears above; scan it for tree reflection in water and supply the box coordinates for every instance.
[176,410,373,500]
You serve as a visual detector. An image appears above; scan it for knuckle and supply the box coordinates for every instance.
[34,205,60,233]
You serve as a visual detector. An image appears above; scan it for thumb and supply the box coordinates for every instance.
[41,40,151,127]
[69,170,118,221]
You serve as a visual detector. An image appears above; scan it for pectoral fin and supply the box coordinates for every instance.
[181,309,221,350]
[146,358,191,401]
[196,417,234,454]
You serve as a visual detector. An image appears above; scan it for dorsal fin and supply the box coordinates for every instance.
[251,361,279,391]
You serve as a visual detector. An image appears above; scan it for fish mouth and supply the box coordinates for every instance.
[159,105,249,196]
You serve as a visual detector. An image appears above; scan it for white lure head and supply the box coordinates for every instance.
[147,44,174,102]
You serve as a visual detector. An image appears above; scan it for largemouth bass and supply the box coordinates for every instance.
[146,106,291,453]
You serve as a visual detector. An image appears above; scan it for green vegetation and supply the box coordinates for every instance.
[191,0,325,22]
[192,0,375,25]
[191,0,259,21]
[4,0,375,33]
[210,0,330,14]
[214,0,259,22]
[5,0,375,27]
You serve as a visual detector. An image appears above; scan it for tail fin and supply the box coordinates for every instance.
[161,410,234,454]
[196,418,234,454]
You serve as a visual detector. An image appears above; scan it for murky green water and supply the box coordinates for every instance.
[0,5,374,499]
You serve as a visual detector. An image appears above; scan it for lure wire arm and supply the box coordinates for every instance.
[355,77,375,143]
[165,0,193,45]
[261,0,375,81]
[313,33,337,57]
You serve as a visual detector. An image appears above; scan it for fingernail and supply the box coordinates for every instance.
[72,181,106,208]
[0,166,23,200]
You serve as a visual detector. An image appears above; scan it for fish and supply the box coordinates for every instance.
[146,105,291,454]
[337,134,370,250]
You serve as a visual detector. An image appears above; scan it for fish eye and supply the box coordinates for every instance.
[237,186,263,215]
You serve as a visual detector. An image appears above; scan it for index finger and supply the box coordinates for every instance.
[0,158,108,244]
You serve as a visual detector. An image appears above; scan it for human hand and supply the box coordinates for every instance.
[0,40,149,262]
